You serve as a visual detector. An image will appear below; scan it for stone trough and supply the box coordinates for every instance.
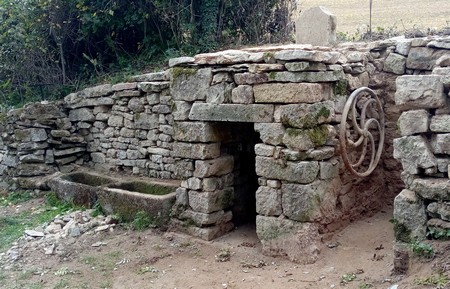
[48,172,179,227]
[48,172,114,207]
[99,180,178,226]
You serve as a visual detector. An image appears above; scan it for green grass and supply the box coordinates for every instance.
[415,274,449,288]
[0,192,79,252]
[0,191,32,206]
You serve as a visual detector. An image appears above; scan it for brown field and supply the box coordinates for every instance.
[299,0,450,34]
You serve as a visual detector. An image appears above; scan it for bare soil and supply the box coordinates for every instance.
[1,199,449,289]
[300,0,450,33]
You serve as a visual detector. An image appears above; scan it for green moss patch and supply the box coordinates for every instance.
[172,67,198,79]
[62,173,114,187]
[107,181,175,196]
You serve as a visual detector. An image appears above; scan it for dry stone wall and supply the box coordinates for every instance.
[1,35,449,264]
[392,37,450,242]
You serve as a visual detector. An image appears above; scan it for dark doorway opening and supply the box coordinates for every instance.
[220,122,261,226]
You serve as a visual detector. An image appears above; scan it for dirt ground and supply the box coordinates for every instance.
[1,198,449,289]
[300,0,450,34]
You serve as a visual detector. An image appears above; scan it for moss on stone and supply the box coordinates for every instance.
[107,181,174,195]
[281,105,331,129]
[392,219,412,243]
[172,67,197,79]
[268,71,277,80]
[307,125,329,147]
[334,79,348,96]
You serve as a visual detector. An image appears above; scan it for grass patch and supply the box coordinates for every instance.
[415,274,449,288]
[0,192,78,252]
[410,240,434,259]
[0,191,32,206]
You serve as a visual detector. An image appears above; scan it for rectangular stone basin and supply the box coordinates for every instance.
[99,180,178,227]
[48,172,115,207]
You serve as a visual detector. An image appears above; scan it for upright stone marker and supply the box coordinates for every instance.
[295,6,337,46]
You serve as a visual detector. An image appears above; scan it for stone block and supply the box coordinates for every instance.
[430,115,450,132]
[406,47,449,70]
[171,68,212,101]
[255,186,282,216]
[253,83,332,104]
[427,202,450,221]
[194,156,234,178]
[395,39,412,56]
[274,50,340,64]
[134,113,159,129]
[174,122,223,142]
[206,82,234,104]
[431,133,450,154]
[269,71,344,83]
[393,135,437,174]
[393,189,427,241]
[285,62,327,72]
[168,56,195,67]
[180,209,232,226]
[138,82,170,93]
[172,142,220,160]
[283,125,334,151]
[255,156,318,184]
[233,73,269,85]
[69,108,94,122]
[128,97,145,112]
[254,144,275,157]
[383,53,406,75]
[397,110,429,136]
[194,50,264,65]
[189,103,274,123]
[248,63,285,73]
[281,179,339,222]
[410,178,450,201]
[395,75,445,109]
[172,101,192,121]
[319,159,339,179]
[91,152,106,163]
[256,216,320,264]
[107,115,124,127]
[231,85,254,104]
[278,102,334,128]
[254,123,285,146]
[188,188,234,213]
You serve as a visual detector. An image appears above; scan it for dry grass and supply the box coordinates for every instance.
[298,0,450,34]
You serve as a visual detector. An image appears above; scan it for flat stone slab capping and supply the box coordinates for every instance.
[253,83,332,103]
[189,103,274,123]
[269,71,344,83]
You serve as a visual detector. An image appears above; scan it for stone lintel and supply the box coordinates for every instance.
[189,103,274,123]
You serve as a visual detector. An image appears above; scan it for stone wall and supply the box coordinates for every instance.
[392,38,450,242]
[1,35,449,264]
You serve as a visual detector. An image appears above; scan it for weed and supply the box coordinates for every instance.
[139,266,159,274]
[359,283,373,289]
[54,267,72,277]
[91,201,104,218]
[341,273,357,285]
[0,191,32,206]
[415,274,449,288]
[53,278,70,289]
[215,248,231,262]
[131,211,155,231]
[410,240,434,259]
[427,227,450,240]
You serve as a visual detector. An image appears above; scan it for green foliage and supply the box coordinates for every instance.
[0,192,75,252]
[0,191,32,206]
[0,0,293,107]
[390,218,412,243]
[131,210,155,231]
[415,274,449,288]
[340,273,357,284]
[410,240,434,259]
[427,227,450,240]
